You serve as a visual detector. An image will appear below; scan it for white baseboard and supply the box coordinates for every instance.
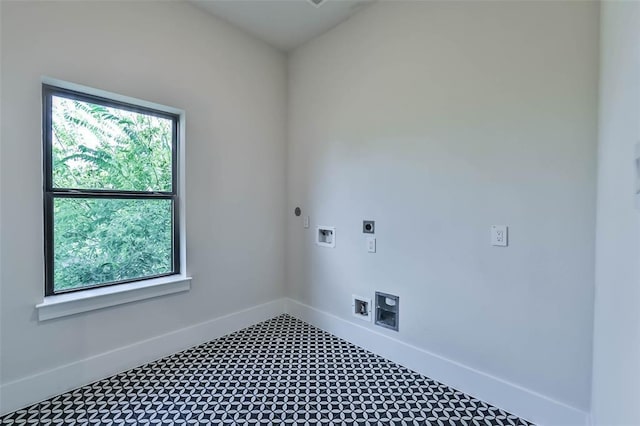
[0,298,285,416]
[284,298,589,426]
[1,297,590,425]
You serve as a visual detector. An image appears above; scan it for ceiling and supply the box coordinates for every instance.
[190,0,373,51]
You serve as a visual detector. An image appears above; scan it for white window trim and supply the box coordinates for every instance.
[36,77,190,321]
[36,275,192,321]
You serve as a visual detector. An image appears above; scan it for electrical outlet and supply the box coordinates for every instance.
[491,225,508,247]
[366,237,376,253]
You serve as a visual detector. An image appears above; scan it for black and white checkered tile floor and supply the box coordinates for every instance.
[1,314,532,425]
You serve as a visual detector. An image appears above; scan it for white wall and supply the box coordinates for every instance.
[0,0,286,411]
[287,0,598,413]
[591,1,640,424]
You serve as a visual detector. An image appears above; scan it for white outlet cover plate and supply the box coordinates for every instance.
[367,237,376,253]
[491,225,508,247]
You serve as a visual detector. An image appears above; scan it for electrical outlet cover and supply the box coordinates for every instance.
[491,225,508,247]
[366,237,376,253]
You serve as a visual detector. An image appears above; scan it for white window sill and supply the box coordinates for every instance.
[36,275,192,321]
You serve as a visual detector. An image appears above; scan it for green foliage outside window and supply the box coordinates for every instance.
[50,95,175,292]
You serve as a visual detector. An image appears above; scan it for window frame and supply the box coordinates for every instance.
[43,84,181,296]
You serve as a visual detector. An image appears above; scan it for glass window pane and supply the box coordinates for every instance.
[51,95,173,192]
[53,198,173,292]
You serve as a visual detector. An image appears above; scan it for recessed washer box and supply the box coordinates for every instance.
[316,226,335,248]
[375,292,399,331]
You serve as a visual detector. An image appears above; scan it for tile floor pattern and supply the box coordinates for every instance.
[1,315,533,425]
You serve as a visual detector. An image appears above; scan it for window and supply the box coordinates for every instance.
[43,84,180,295]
